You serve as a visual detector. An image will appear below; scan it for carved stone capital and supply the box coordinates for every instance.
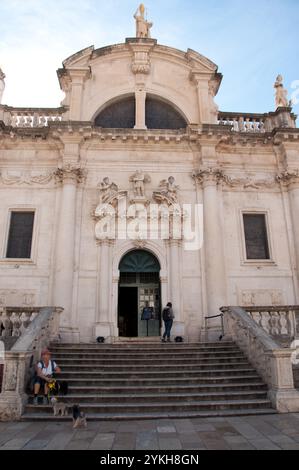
[54,164,87,185]
[192,167,225,187]
[276,170,299,188]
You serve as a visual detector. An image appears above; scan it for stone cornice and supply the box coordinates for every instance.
[0,120,298,149]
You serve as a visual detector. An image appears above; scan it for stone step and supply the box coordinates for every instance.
[57,361,251,371]
[61,374,263,386]
[57,367,258,379]
[21,407,277,422]
[24,398,273,415]
[21,341,274,421]
[50,344,240,350]
[66,383,267,394]
[51,341,235,348]
[28,390,269,404]
[51,350,244,359]
[55,358,248,367]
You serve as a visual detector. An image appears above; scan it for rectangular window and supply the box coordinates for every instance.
[243,214,270,260]
[6,212,35,259]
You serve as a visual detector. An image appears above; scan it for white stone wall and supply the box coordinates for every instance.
[0,40,298,342]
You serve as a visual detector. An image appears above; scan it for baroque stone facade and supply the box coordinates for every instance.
[0,13,298,343]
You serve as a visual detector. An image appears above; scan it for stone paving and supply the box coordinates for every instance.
[0,414,299,450]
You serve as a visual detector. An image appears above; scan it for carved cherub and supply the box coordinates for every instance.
[153,176,180,205]
[97,177,119,204]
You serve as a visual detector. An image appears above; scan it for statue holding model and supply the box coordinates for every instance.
[134,4,153,38]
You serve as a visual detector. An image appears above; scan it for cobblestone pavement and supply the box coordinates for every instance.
[1,414,299,450]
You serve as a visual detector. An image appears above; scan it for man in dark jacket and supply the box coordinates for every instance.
[161,302,174,342]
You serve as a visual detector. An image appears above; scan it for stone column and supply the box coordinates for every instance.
[193,168,227,339]
[95,240,114,342]
[53,165,85,342]
[167,240,184,337]
[134,87,147,129]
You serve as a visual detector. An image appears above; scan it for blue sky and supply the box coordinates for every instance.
[0,0,298,118]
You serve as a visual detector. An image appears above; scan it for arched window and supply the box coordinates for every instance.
[146,97,187,129]
[119,250,160,273]
[94,96,187,129]
[94,96,135,128]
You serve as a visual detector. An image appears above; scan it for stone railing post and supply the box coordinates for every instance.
[0,351,32,421]
[0,307,63,421]
[221,306,299,413]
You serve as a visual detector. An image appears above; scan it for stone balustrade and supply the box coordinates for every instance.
[220,306,299,413]
[0,105,65,128]
[0,307,40,340]
[0,306,63,421]
[218,107,296,133]
[218,113,267,133]
[242,305,299,346]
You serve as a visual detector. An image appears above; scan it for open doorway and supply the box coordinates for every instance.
[118,250,161,338]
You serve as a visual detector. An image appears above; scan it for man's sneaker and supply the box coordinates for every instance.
[161,338,166,343]
[33,396,39,405]
[43,396,49,405]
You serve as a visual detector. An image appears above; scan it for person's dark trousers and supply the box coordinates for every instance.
[163,319,173,339]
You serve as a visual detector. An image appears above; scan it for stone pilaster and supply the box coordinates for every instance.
[166,239,184,337]
[277,170,299,289]
[53,164,86,342]
[68,67,91,120]
[193,167,227,338]
[95,240,115,341]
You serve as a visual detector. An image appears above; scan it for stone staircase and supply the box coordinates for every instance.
[22,341,276,421]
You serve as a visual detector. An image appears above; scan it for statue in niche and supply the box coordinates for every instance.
[0,68,5,104]
[274,75,289,108]
[130,170,151,198]
[153,176,180,205]
[134,4,153,38]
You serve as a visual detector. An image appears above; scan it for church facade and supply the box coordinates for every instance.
[0,10,298,344]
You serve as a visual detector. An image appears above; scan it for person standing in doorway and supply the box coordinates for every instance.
[162,302,174,342]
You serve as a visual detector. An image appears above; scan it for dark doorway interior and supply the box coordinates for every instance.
[118,287,138,337]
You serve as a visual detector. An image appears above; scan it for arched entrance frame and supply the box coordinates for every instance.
[111,241,168,338]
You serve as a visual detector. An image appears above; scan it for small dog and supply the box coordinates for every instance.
[50,397,68,417]
[72,404,87,429]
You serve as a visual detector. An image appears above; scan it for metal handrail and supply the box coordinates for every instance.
[205,314,224,340]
